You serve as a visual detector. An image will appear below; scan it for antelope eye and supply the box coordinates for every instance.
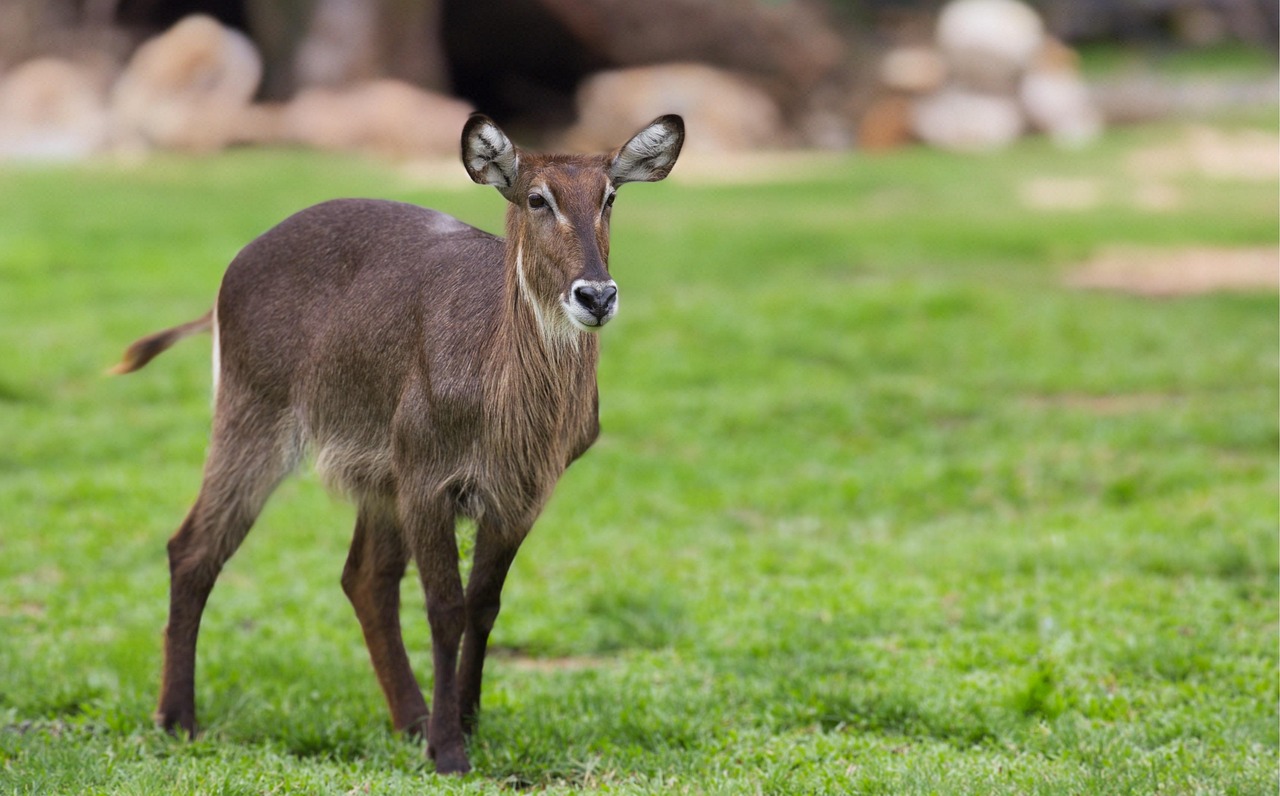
[604,193,616,209]
[528,193,547,209]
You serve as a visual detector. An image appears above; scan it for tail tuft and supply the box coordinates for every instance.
[109,311,214,375]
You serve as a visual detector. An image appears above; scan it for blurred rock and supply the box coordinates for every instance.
[878,46,948,95]
[911,88,1024,152]
[230,102,288,146]
[857,95,914,151]
[280,79,472,159]
[799,106,857,151]
[111,15,262,153]
[936,0,1044,93]
[0,57,110,161]
[566,63,785,154]
[866,0,1103,154]
[1020,65,1102,148]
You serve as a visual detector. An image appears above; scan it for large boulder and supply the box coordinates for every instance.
[0,57,110,161]
[566,63,784,154]
[936,0,1044,93]
[280,79,472,159]
[111,15,262,153]
[911,88,1024,153]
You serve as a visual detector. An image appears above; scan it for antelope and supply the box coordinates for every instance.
[112,113,685,775]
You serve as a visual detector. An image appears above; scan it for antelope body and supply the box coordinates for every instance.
[115,114,684,775]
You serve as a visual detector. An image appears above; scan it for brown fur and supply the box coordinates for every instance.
[114,114,683,776]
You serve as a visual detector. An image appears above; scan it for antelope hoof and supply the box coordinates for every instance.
[155,708,196,739]
[429,743,472,776]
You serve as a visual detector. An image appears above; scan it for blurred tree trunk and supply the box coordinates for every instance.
[537,0,846,94]
[244,0,446,100]
[242,0,312,99]
[380,0,447,91]
[0,0,75,67]
[1,0,134,73]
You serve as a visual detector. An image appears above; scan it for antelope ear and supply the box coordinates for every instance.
[461,114,520,201]
[609,114,684,185]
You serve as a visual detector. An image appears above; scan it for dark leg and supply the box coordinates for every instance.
[155,502,236,737]
[341,501,429,736]
[458,518,522,735]
[403,497,470,775]
[155,418,294,737]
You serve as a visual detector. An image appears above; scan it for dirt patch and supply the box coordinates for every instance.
[1020,177,1105,211]
[1024,392,1183,416]
[1022,124,1276,214]
[1127,126,1280,182]
[1066,245,1278,297]
[1020,176,1188,213]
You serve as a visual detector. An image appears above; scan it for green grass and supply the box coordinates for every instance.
[1,115,1276,794]
[1078,41,1279,79]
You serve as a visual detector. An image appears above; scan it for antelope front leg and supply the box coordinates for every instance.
[458,518,522,735]
[404,498,471,775]
[342,502,429,737]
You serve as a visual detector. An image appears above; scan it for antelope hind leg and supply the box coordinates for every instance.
[156,413,294,736]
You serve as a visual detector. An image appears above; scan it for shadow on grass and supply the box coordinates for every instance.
[782,681,1006,748]
[0,379,32,403]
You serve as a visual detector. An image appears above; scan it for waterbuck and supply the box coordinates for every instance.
[113,113,685,775]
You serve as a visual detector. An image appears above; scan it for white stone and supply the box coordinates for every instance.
[911,88,1024,153]
[936,0,1045,91]
[1020,68,1103,148]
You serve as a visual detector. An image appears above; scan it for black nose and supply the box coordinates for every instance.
[574,284,617,320]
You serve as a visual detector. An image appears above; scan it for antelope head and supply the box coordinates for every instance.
[462,114,685,335]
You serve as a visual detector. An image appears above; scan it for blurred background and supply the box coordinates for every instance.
[0,5,1275,790]
[0,0,1275,163]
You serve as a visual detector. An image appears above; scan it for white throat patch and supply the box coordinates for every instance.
[515,243,580,351]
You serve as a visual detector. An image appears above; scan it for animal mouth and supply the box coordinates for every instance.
[564,279,618,330]
[563,305,611,331]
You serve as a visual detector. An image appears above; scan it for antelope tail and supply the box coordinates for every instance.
[109,310,214,375]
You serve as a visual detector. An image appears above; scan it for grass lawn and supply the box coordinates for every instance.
[0,112,1275,794]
